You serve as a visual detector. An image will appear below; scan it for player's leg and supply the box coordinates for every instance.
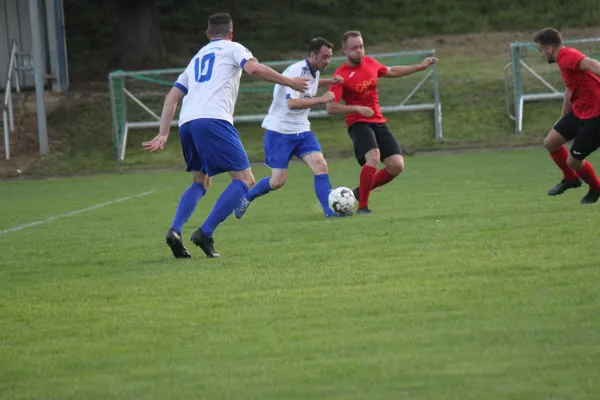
[170,171,211,233]
[166,171,211,258]
[374,123,404,189]
[235,169,287,219]
[192,167,255,257]
[352,124,404,202]
[235,130,292,219]
[348,123,379,214]
[165,122,210,259]
[565,116,600,204]
[298,132,351,217]
[189,119,254,257]
[544,113,582,195]
[302,151,334,216]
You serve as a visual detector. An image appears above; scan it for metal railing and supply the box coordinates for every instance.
[109,49,443,161]
[3,40,22,160]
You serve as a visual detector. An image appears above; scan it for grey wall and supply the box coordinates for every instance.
[1,0,42,89]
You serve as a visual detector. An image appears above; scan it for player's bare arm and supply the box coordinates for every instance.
[318,75,343,87]
[142,86,185,152]
[326,102,374,117]
[579,57,600,76]
[288,91,335,110]
[382,57,437,78]
[243,59,309,92]
[560,88,572,117]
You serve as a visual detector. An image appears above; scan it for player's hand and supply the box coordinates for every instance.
[290,76,310,92]
[142,134,168,152]
[320,91,335,104]
[331,75,344,84]
[355,106,374,117]
[420,57,437,69]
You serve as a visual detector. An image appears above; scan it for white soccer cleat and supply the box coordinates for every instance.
[234,197,251,219]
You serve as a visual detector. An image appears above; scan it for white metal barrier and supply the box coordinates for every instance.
[2,40,22,160]
[109,50,442,161]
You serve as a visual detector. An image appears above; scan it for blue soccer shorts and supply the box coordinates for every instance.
[179,118,250,176]
[263,130,322,169]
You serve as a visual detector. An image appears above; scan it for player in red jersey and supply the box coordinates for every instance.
[535,28,600,204]
[326,31,436,214]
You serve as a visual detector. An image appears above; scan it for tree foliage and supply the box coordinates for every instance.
[62,0,600,75]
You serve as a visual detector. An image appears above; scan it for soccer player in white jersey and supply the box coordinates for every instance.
[234,37,352,219]
[142,13,309,259]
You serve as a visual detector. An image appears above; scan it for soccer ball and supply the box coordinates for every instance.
[328,187,356,214]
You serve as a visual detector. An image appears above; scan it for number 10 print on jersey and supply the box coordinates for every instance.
[195,52,215,82]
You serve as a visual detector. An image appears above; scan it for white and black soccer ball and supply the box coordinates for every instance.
[328,187,356,214]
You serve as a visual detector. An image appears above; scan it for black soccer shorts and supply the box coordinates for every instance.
[553,111,600,161]
[347,122,403,166]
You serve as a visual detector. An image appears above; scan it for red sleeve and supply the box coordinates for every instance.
[329,67,345,103]
[560,49,586,71]
[370,57,389,77]
[329,83,343,103]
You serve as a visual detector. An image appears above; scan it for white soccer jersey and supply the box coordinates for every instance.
[261,60,320,134]
[174,39,255,126]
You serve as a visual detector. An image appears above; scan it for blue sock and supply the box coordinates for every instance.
[314,173,333,216]
[245,177,273,202]
[201,179,249,238]
[170,182,206,233]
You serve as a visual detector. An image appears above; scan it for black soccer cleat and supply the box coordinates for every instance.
[548,178,583,196]
[165,228,192,259]
[190,228,220,258]
[356,207,372,215]
[352,187,360,202]
[580,188,600,204]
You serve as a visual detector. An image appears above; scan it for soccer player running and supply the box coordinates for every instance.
[142,13,308,259]
[535,28,600,204]
[326,31,436,214]
[234,37,352,219]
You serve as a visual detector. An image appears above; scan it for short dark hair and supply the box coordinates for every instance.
[308,37,333,55]
[342,31,362,47]
[534,28,562,46]
[207,13,233,37]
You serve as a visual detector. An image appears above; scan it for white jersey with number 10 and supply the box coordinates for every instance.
[174,39,254,126]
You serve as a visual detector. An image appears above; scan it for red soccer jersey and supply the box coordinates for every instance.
[329,56,389,127]
[557,47,600,119]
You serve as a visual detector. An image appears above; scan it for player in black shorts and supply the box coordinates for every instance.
[347,122,403,207]
[535,28,600,204]
[327,30,436,213]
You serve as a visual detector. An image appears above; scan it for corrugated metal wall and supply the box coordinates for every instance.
[1,0,48,89]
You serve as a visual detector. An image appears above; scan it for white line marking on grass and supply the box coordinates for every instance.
[0,190,156,236]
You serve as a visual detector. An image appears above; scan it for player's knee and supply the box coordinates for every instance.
[364,149,380,166]
[235,170,255,189]
[271,178,286,190]
[244,175,256,189]
[387,159,404,176]
[544,130,564,152]
[313,157,328,174]
[543,135,555,152]
[192,172,210,189]
[567,156,584,171]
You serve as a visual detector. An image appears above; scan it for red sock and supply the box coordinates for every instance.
[577,161,600,190]
[372,168,396,190]
[550,146,578,181]
[358,165,377,209]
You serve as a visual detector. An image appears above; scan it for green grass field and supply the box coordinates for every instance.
[2,149,599,399]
